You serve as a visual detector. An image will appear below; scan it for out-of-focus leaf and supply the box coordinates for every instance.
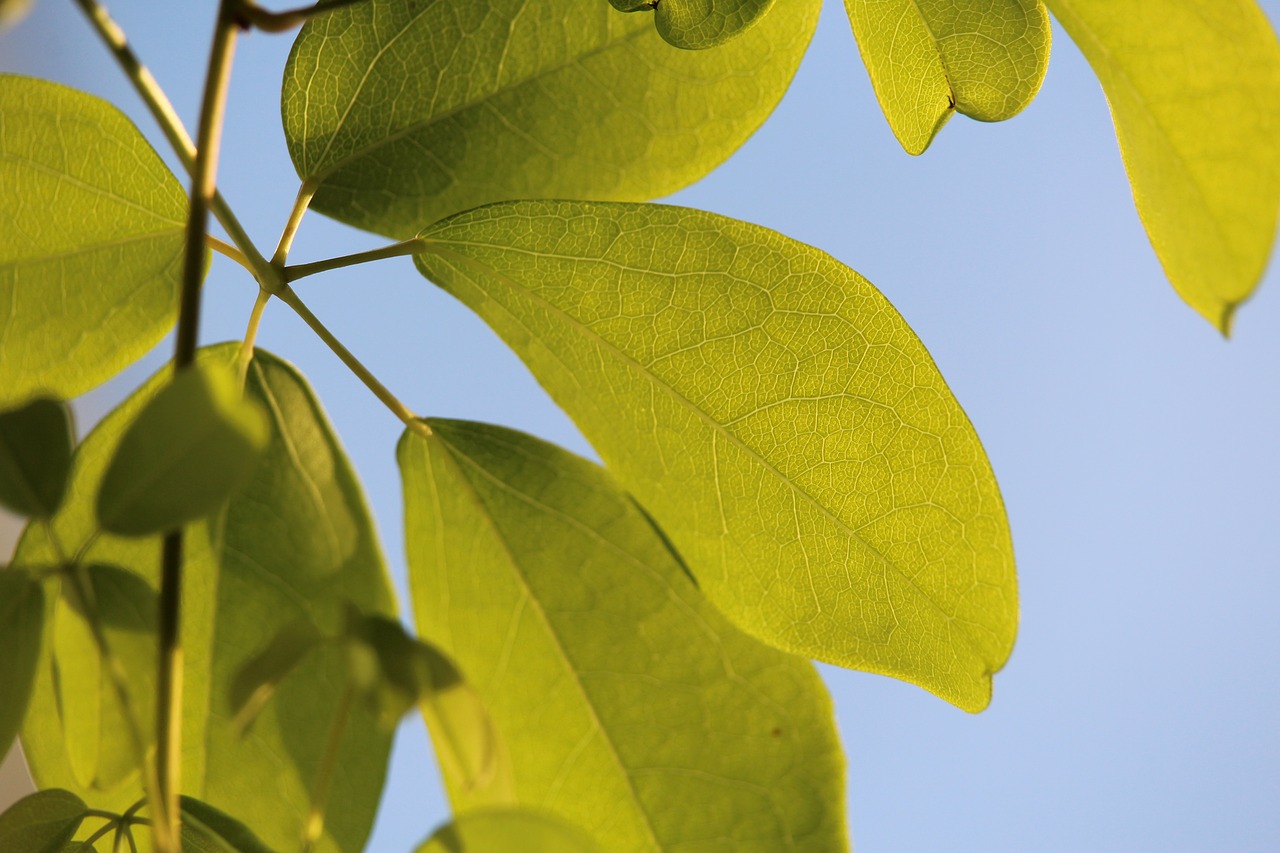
[0,789,88,853]
[415,201,1016,712]
[179,796,277,853]
[0,75,185,405]
[0,571,45,778]
[416,809,600,853]
[1044,0,1280,332]
[0,397,74,518]
[96,363,269,537]
[281,0,819,238]
[607,0,774,49]
[842,0,1050,154]
[400,420,848,849]
[228,619,325,735]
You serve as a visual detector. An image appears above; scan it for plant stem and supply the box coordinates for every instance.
[300,686,355,853]
[271,184,316,266]
[284,237,427,283]
[276,286,428,432]
[238,0,368,32]
[206,235,252,271]
[237,288,272,385]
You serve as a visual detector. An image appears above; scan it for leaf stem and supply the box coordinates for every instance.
[300,686,355,853]
[271,184,316,266]
[206,235,251,272]
[284,237,426,283]
[237,289,272,385]
[276,286,427,432]
[238,0,368,32]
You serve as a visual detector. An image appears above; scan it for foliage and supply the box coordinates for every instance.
[0,0,1277,851]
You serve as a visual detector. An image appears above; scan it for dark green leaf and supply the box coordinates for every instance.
[0,397,74,518]
[180,796,277,853]
[0,789,88,853]
[417,809,600,853]
[96,363,269,537]
[228,619,325,735]
[0,571,45,771]
[608,0,774,49]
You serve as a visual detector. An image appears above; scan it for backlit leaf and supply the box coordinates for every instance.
[417,808,600,853]
[400,419,848,849]
[15,346,395,853]
[0,571,44,764]
[0,75,185,405]
[0,789,87,853]
[1044,0,1280,332]
[281,0,818,238]
[0,397,74,518]
[228,619,325,734]
[415,201,1016,711]
[607,0,774,50]
[842,0,1050,154]
[179,797,276,853]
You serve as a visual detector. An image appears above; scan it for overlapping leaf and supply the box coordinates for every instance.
[417,808,600,853]
[0,75,185,405]
[400,420,847,850]
[607,0,774,49]
[0,571,45,763]
[0,397,74,518]
[281,0,818,238]
[415,201,1016,711]
[0,789,88,853]
[1045,0,1280,332]
[15,346,395,853]
[842,0,1050,154]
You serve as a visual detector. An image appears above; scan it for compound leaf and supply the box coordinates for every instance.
[0,571,44,763]
[1044,0,1280,332]
[282,0,818,238]
[842,0,1050,154]
[0,397,74,518]
[607,0,774,50]
[0,789,88,853]
[415,201,1016,711]
[417,809,600,853]
[0,75,185,405]
[400,419,848,850]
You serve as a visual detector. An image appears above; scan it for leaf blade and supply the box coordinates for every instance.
[0,397,74,518]
[0,789,88,853]
[0,571,45,764]
[608,0,775,50]
[416,808,600,853]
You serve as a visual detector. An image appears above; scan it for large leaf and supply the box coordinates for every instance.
[0,571,45,764]
[415,201,1016,711]
[607,0,774,50]
[179,797,276,853]
[1044,0,1280,332]
[281,0,818,238]
[842,0,1050,154]
[0,397,74,518]
[400,420,848,850]
[0,75,185,405]
[0,789,88,853]
[417,809,600,853]
[15,346,395,853]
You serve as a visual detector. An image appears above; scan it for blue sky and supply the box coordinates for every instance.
[3,2,1280,850]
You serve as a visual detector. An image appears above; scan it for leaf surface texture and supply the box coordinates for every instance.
[607,0,775,49]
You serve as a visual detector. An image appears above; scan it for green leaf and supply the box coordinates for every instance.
[281,0,819,238]
[96,363,269,537]
[0,571,45,767]
[53,563,157,790]
[416,809,600,853]
[415,201,1016,711]
[607,0,774,50]
[0,75,186,406]
[1043,0,1280,333]
[180,797,277,853]
[0,789,88,853]
[399,420,848,849]
[842,0,1050,154]
[15,346,396,853]
[343,607,457,727]
[0,397,74,518]
[228,619,325,734]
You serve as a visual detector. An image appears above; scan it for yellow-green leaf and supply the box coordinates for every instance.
[0,397,74,518]
[417,809,600,853]
[0,571,44,763]
[400,420,848,849]
[607,0,775,49]
[0,75,185,405]
[842,0,1050,154]
[415,201,1016,711]
[0,789,88,853]
[1044,0,1280,332]
[281,0,818,238]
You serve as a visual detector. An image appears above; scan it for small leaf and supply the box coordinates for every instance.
[0,789,89,853]
[0,571,45,766]
[400,420,848,847]
[842,0,1051,154]
[0,397,74,518]
[281,0,819,238]
[179,797,277,853]
[417,809,600,853]
[416,201,1016,711]
[1043,0,1280,332]
[96,363,269,537]
[608,0,774,49]
[229,619,326,735]
[0,75,185,405]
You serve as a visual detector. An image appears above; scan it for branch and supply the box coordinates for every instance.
[284,238,426,282]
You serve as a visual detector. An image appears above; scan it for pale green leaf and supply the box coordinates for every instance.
[400,419,848,850]
[842,0,1050,154]
[607,0,774,50]
[96,363,269,537]
[0,571,44,763]
[0,75,185,405]
[415,201,1016,711]
[16,346,395,853]
[1044,0,1280,332]
[0,397,74,518]
[0,789,87,853]
[281,0,818,238]
[416,808,600,853]
[179,797,277,853]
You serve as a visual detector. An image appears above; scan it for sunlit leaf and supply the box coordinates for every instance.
[281,0,818,238]
[228,619,325,734]
[0,397,74,518]
[96,363,269,537]
[416,808,600,853]
[607,0,774,49]
[842,0,1050,154]
[0,571,44,764]
[0,789,87,853]
[15,346,395,853]
[400,419,848,848]
[179,796,276,853]
[0,75,185,405]
[415,201,1016,711]
[1044,0,1280,332]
